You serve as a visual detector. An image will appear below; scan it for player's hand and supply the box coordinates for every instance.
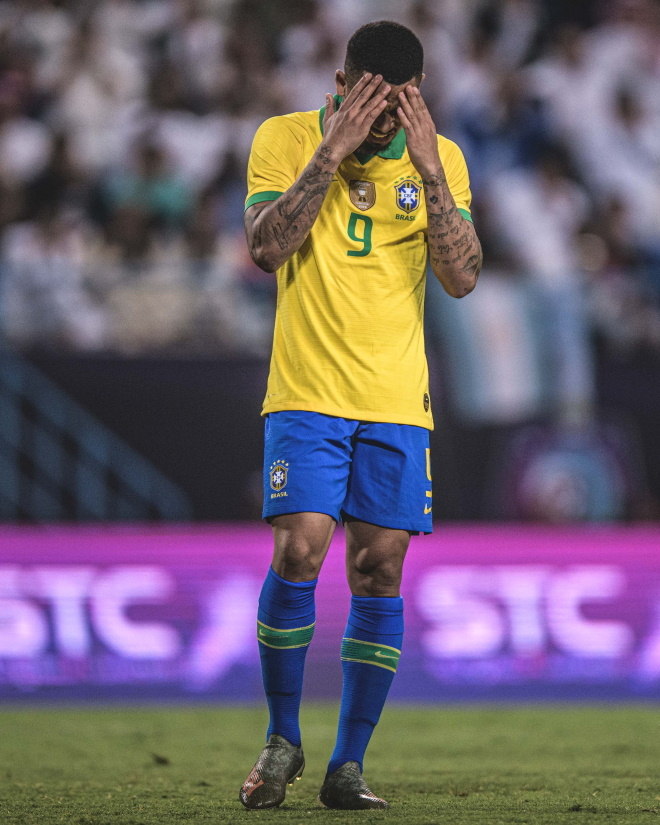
[321,73,391,160]
[397,85,443,180]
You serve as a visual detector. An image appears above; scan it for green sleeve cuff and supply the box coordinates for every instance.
[458,208,473,222]
[245,191,282,211]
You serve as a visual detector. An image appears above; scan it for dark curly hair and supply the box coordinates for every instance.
[344,21,424,86]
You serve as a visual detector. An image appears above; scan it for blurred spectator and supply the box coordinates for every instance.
[486,142,595,424]
[0,67,51,226]
[0,1,655,455]
[95,139,194,233]
[0,201,105,350]
[580,83,660,247]
[25,130,87,220]
[525,23,609,147]
[136,58,230,192]
[48,17,144,173]
[164,0,228,106]
[580,196,660,357]
[0,0,74,95]
[427,252,549,428]
[276,1,342,113]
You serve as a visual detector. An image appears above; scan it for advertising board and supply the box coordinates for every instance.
[0,525,658,701]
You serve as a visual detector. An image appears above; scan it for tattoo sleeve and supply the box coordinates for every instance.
[423,174,482,298]
[245,144,339,272]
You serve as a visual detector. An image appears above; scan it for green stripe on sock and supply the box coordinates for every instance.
[341,637,401,673]
[257,620,315,649]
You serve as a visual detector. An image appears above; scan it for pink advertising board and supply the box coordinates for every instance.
[0,524,658,701]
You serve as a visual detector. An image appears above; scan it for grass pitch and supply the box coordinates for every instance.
[1,703,659,824]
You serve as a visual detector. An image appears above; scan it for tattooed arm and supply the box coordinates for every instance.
[245,73,391,273]
[397,85,482,298]
[244,146,339,273]
[423,172,482,298]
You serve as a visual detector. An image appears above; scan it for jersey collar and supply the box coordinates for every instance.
[318,94,407,163]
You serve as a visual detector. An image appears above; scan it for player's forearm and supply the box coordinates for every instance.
[246,144,341,273]
[424,174,482,298]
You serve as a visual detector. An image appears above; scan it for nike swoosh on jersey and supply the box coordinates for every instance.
[374,650,398,660]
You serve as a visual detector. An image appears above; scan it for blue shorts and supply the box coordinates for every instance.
[262,411,433,533]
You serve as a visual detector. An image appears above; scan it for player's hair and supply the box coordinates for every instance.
[344,21,424,86]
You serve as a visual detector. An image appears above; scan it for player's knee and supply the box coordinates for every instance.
[349,553,403,596]
[270,513,335,582]
[272,539,324,582]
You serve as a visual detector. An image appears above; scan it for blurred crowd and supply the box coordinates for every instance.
[0,0,659,364]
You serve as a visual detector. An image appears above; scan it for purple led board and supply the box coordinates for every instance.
[0,524,658,701]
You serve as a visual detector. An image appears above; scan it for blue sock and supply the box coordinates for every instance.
[328,595,403,774]
[257,567,316,747]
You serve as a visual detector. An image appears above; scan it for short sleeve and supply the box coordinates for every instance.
[439,137,473,222]
[245,116,302,210]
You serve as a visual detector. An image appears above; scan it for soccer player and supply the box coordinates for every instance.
[239,20,481,810]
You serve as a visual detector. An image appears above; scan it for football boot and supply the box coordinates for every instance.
[318,761,389,810]
[239,734,305,809]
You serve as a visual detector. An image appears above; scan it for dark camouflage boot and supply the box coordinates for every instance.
[239,734,305,809]
[318,761,389,810]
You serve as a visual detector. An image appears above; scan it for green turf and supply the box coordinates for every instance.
[1,704,659,824]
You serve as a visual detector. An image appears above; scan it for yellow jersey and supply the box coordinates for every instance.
[245,98,473,429]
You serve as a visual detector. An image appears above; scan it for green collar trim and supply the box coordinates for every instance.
[318,94,407,163]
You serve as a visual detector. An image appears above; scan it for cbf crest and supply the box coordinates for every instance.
[349,180,376,211]
[269,459,289,493]
[394,179,421,213]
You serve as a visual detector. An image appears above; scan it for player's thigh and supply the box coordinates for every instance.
[262,409,356,521]
[342,421,433,534]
